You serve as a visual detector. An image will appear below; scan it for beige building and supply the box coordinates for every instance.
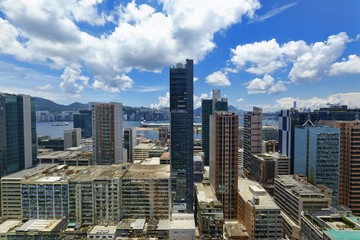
[133,143,155,162]
[195,181,224,239]
[223,222,249,240]
[237,178,282,240]
[37,150,92,166]
[274,175,332,240]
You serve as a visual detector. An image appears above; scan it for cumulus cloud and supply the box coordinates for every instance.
[328,55,360,76]
[150,92,209,109]
[35,84,53,91]
[230,32,351,83]
[0,0,261,96]
[194,93,209,109]
[246,74,286,94]
[60,64,89,97]
[206,71,231,86]
[236,98,244,102]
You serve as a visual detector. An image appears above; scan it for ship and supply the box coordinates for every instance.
[51,122,68,126]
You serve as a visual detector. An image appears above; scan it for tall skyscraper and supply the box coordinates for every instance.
[201,90,228,166]
[209,112,238,220]
[123,127,137,162]
[294,122,340,205]
[92,102,123,165]
[0,93,37,177]
[170,59,194,213]
[320,120,360,215]
[243,107,262,179]
[73,109,92,138]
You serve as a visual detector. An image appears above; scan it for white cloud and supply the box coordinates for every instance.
[0,0,261,95]
[194,93,209,109]
[236,98,244,102]
[246,74,286,94]
[35,84,53,91]
[206,71,231,86]
[250,2,298,23]
[328,55,360,76]
[150,92,209,109]
[230,32,351,83]
[194,77,199,82]
[134,86,166,92]
[60,63,89,97]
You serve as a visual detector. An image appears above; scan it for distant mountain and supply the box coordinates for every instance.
[35,97,88,114]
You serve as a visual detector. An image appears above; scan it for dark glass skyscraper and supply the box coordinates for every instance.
[170,59,194,213]
[73,109,92,138]
[0,93,37,177]
[201,90,228,166]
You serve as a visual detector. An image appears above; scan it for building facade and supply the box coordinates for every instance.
[0,93,37,177]
[210,112,238,220]
[124,127,137,162]
[64,128,81,149]
[92,102,123,165]
[170,59,194,213]
[73,109,92,138]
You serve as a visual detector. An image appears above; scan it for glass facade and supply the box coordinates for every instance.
[73,109,92,138]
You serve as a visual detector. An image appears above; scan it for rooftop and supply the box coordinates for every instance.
[170,213,195,230]
[134,143,155,150]
[15,219,66,232]
[0,221,21,234]
[89,225,117,235]
[122,164,170,180]
[238,177,280,210]
[141,157,161,165]
[195,182,222,209]
[224,221,249,238]
[117,219,146,230]
[2,164,57,180]
[37,151,92,160]
[276,175,331,195]
[160,152,170,160]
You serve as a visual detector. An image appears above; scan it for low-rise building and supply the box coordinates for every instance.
[133,143,156,162]
[301,206,360,240]
[274,175,332,240]
[37,150,92,166]
[88,225,117,239]
[237,178,282,240]
[160,152,170,165]
[169,213,196,240]
[195,181,224,239]
[223,222,249,240]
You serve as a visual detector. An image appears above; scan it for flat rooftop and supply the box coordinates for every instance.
[89,225,117,235]
[195,182,222,208]
[2,164,57,180]
[238,177,280,210]
[37,151,92,160]
[15,219,65,232]
[117,219,146,230]
[122,164,170,179]
[170,213,195,230]
[224,221,249,238]
[141,157,161,165]
[68,164,129,181]
[134,143,155,150]
[276,175,329,195]
[0,221,21,234]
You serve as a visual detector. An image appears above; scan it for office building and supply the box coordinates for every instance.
[202,90,228,166]
[133,143,155,162]
[294,123,340,205]
[193,155,204,183]
[238,148,244,176]
[170,59,194,213]
[37,151,92,166]
[237,178,282,240]
[243,107,262,179]
[320,120,360,215]
[210,112,238,219]
[195,181,224,239]
[245,153,290,196]
[169,213,196,240]
[0,93,37,177]
[124,127,137,162]
[301,206,360,240]
[73,109,92,138]
[223,222,249,240]
[262,125,279,141]
[64,128,81,149]
[159,126,169,147]
[274,175,332,240]
[37,137,64,151]
[92,102,123,165]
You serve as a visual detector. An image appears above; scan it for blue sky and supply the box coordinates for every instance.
[0,0,359,111]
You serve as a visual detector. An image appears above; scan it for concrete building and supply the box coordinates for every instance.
[88,225,117,239]
[243,107,262,179]
[133,143,156,162]
[160,152,170,164]
[262,125,279,141]
[170,59,194,213]
[73,109,92,138]
[159,126,169,147]
[202,90,228,166]
[274,175,332,240]
[169,213,196,240]
[194,155,204,183]
[37,150,92,166]
[121,164,171,219]
[0,164,56,220]
[262,140,279,153]
[301,206,360,240]
[116,218,170,239]
[195,181,224,239]
[223,222,249,240]
[237,178,282,240]
[294,123,340,205]
[0,93,37,177]
[238,148,244,176]
[92,102,123,165]
[124,127,138,162]
[149,146,168,158]
[64,128,82,149]
[210,112,239,220]
[319,120,360,215]
[245,152,290,195]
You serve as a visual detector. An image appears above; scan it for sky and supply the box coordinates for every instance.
[0,0,359,111]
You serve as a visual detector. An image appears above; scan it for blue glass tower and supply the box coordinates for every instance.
[170,59,194,213]
[73,109,92,138]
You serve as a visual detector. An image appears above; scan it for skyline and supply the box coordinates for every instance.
[0,0,359,111]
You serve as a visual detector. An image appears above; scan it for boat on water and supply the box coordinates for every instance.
[51,122,68,126]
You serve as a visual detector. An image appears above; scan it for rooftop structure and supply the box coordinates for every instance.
[223,221,249,240]
[37,150,92,166]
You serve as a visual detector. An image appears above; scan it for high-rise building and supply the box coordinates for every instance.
[159,126,169,147]
[73,109,92,138]
[274,175,332,240]
[319,120,360,215]
[209,112,238,219]
[0,93,37,177]
[201,90,228,166]
[92,102,123,165]
[64,128,81,149]
[170,59,194,213]
[124,127,137,162]
[294,123,340,205]
[243,107,262,179]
